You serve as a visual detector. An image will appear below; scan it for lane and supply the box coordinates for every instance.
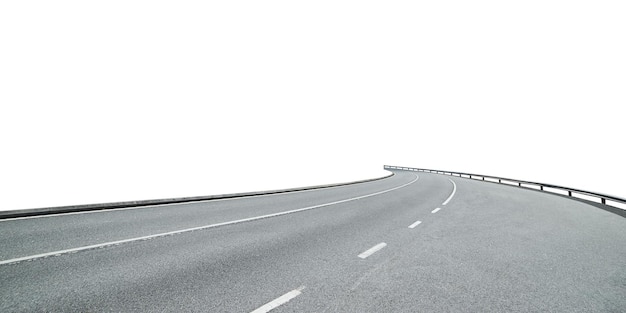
[0,171,416,261]
[2,169,624,312]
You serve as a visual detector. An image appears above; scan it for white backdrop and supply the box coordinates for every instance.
[1,1,624,211]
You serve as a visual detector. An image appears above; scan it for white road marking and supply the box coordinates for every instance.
[358,242,387,259]
[250,286,305,313]
[442,179,457,205]
[431,207,441,214]
[408,220,422,228]
[1,175,396,222]
[0,176,418,266]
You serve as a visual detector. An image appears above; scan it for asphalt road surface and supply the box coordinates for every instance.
[1,170,624,312]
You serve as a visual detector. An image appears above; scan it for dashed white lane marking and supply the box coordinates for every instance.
[408,220,422,228]
[431,207,441,214]
[358,242,387,259]
[442,179,457,205]
[0,176,418,266]
[250,286,305,313]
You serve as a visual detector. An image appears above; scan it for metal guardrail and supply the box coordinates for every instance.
[384,165,626,210]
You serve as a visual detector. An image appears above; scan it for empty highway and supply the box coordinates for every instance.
[1,169,624,312]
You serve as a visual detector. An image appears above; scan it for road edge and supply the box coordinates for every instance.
[0,171,395,219]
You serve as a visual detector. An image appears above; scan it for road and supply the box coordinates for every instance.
[1,169,625,312]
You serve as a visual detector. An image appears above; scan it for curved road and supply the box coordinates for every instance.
[1,170,624,312]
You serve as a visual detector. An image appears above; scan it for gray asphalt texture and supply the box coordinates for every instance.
[1,170,624,312]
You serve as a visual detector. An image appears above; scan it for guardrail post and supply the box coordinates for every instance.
[601,198,606,205]
[568,191,572,197]
[518,182,522,187]
[540,186,544,191]
[498,179,501,183]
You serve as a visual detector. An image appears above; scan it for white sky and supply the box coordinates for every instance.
[1,1,624,211]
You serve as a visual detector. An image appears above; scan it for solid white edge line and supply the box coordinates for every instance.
[250,286,305,313]
[408,220,422,228]
[442,179,457,205]
[431,207,441,214]
[0,176,418,266]
[2,175,396,222]
[358,242,387,259]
